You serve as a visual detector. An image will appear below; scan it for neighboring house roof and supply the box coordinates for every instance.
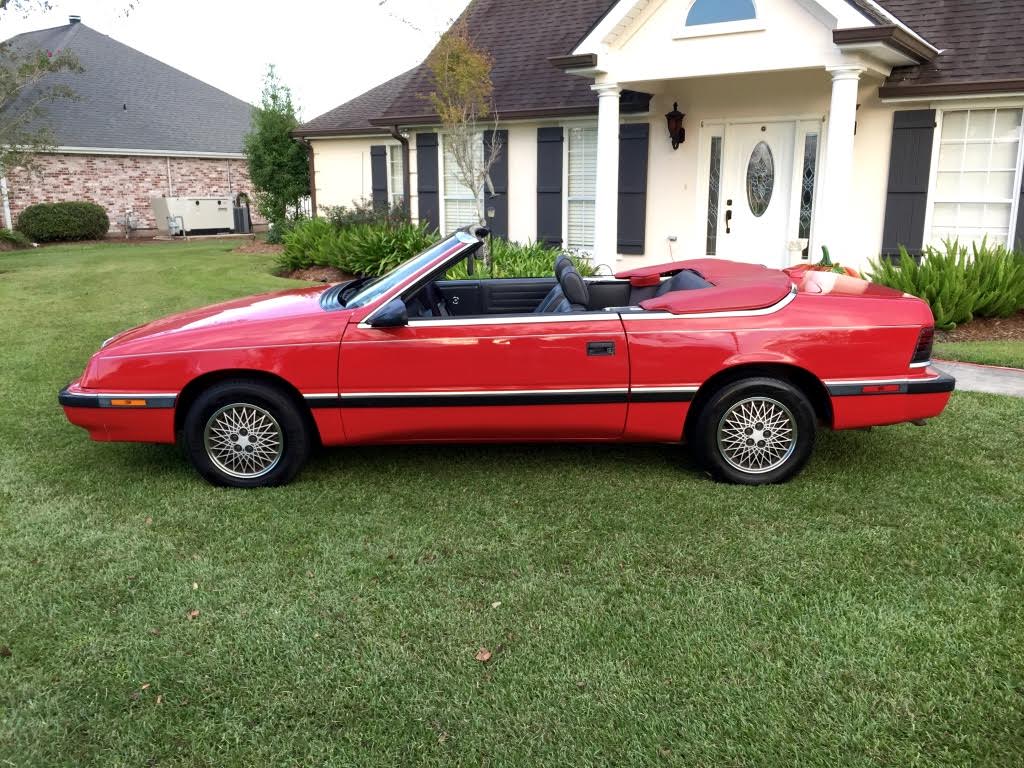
[2,21,253,155]
[297,0,1022,137]
[879,0,1024,97]
[294,69,417,137]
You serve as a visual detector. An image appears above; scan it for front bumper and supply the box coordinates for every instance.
[59,381,177,444]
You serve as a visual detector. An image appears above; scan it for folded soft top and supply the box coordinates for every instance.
[616,259,795,315]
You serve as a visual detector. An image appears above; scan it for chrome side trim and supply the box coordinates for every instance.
[909,360,932,369]
[823,375,941,387]
[66,391,180,399]
[328,387,630,399]
[391,313,624,329]
[621,286,798,321]
[630,386,700,394]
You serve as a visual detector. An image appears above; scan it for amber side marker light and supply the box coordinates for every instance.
[110,399,148,407]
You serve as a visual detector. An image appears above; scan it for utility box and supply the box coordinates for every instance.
[151,196,234,235]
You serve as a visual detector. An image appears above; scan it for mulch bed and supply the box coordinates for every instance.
[937,311,1024,342]
[284,266,353,283]
[234,241,283,255]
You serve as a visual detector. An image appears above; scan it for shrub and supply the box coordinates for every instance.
[868,238,1024,330]
[15,201,110,242]
[321,198,408,229]
[0,228,31,249]
[279,218,437,275]
[446,239,597,279]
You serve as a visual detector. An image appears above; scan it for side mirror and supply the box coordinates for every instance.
[369,298,408,328]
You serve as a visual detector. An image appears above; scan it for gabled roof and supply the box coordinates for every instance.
[2,21,253,155]
[298,0,1024,137]
[294,69,416,137]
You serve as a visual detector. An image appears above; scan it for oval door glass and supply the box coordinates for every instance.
[746,141,774,217]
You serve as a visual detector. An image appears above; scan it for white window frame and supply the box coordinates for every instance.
[438,132,485,235]
[563,123,598,253]
[387,145,405,207]
[922,102,1024,250]
[675,0,763,39]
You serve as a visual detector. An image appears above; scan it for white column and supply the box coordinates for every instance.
[819,66,864,263]
[592,83,621,274]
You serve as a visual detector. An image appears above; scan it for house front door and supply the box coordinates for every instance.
[715,121,796,268]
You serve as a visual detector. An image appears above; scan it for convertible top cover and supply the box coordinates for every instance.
[615,259,795,315]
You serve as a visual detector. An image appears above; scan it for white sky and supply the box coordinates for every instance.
[0,0,472,119]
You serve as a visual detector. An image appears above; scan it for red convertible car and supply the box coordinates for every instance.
[59,227,954,488]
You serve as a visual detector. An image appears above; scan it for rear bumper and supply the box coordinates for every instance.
[827,369,956,430]
[59,381,177,444]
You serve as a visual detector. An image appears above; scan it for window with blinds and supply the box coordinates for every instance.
[443,135,484,233]
[388,146,404,207]
[930,108,1023,248]
[567,126,597,251]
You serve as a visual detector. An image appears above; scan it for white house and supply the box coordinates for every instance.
[294,0,1024,273]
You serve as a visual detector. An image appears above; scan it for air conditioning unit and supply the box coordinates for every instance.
[151,196,234,235]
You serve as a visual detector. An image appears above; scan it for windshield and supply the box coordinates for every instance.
[342,233,474,309]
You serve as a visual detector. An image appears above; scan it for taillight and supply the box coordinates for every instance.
[911,327,934,366]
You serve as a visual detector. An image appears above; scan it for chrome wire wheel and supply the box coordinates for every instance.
[203,403,283,480]
[716,396,798,475]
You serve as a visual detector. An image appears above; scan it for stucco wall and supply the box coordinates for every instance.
[6,153,263,233]
[312,136,402,213]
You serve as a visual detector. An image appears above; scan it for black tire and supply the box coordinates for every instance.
[693,377,816,486]
[182,379,311,488]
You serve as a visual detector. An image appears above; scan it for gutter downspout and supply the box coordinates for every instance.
[389,125,412,223]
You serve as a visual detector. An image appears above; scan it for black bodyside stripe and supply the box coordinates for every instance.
[306,391,697,409]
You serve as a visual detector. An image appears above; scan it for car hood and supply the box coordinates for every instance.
[101,284,347,354]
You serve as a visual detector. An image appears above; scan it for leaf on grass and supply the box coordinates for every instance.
[155,695,163,706]
[192,582,199,591]
[437,731,450,745]
[491,601,501,609]
[474,648,492,663]
[144,516,153,526]
[129,691,141,702]
[0,645,11,658]
[187,609,200,620]
[147,627,161,637]
[140,683,150,691]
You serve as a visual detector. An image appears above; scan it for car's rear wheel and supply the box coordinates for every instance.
[693,377,816,485]
[182,380,310,488]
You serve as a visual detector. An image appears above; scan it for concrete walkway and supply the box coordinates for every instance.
[934,360,1024,399]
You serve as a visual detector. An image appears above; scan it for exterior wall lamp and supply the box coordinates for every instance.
[665,102,686,150]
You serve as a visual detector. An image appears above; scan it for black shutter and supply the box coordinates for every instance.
[484,129,509,239]
[416,133,440,232]
[881,110,936,258]
[617,122,650,255]
[537,127,564,247]
[370,145,388,210]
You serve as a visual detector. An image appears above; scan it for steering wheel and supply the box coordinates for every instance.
[421,281,449,317]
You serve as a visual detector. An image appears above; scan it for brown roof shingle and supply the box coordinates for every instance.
[879,0,1024,96]
[294,69,417,137]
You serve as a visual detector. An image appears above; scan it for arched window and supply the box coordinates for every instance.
[686,0,756,26]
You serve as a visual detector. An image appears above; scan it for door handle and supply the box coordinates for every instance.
[587,341,616,357]
[725,207,733,234]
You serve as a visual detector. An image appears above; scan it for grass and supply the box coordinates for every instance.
[935,340,1024,370]
[1,241,1023,767]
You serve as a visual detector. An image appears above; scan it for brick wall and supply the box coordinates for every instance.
[5,153,266,233]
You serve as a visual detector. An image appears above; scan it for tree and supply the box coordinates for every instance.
[0,41,81,174]
[426,20,500,228]
[243,65,310,227]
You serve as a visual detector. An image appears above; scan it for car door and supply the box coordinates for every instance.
[338,313,629,443]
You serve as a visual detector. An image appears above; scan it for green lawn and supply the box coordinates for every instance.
[935,340,1024,370]
[1,241,1023,767]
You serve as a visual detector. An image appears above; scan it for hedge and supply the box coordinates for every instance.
[15,201,110,242]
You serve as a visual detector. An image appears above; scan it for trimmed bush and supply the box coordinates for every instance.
[15,201,110,242]
[0,228,31,249]
[321,198,408,229]
[869,238,1024,330]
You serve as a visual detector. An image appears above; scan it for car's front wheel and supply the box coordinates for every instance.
[693,377,816,485]
[182,379,311,488]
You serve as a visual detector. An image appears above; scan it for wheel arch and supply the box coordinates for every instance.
[173,369,321,445]
[683,363,833,443]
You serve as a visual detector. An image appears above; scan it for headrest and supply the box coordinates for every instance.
[559,266,590,307]
[554,254,573,278]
